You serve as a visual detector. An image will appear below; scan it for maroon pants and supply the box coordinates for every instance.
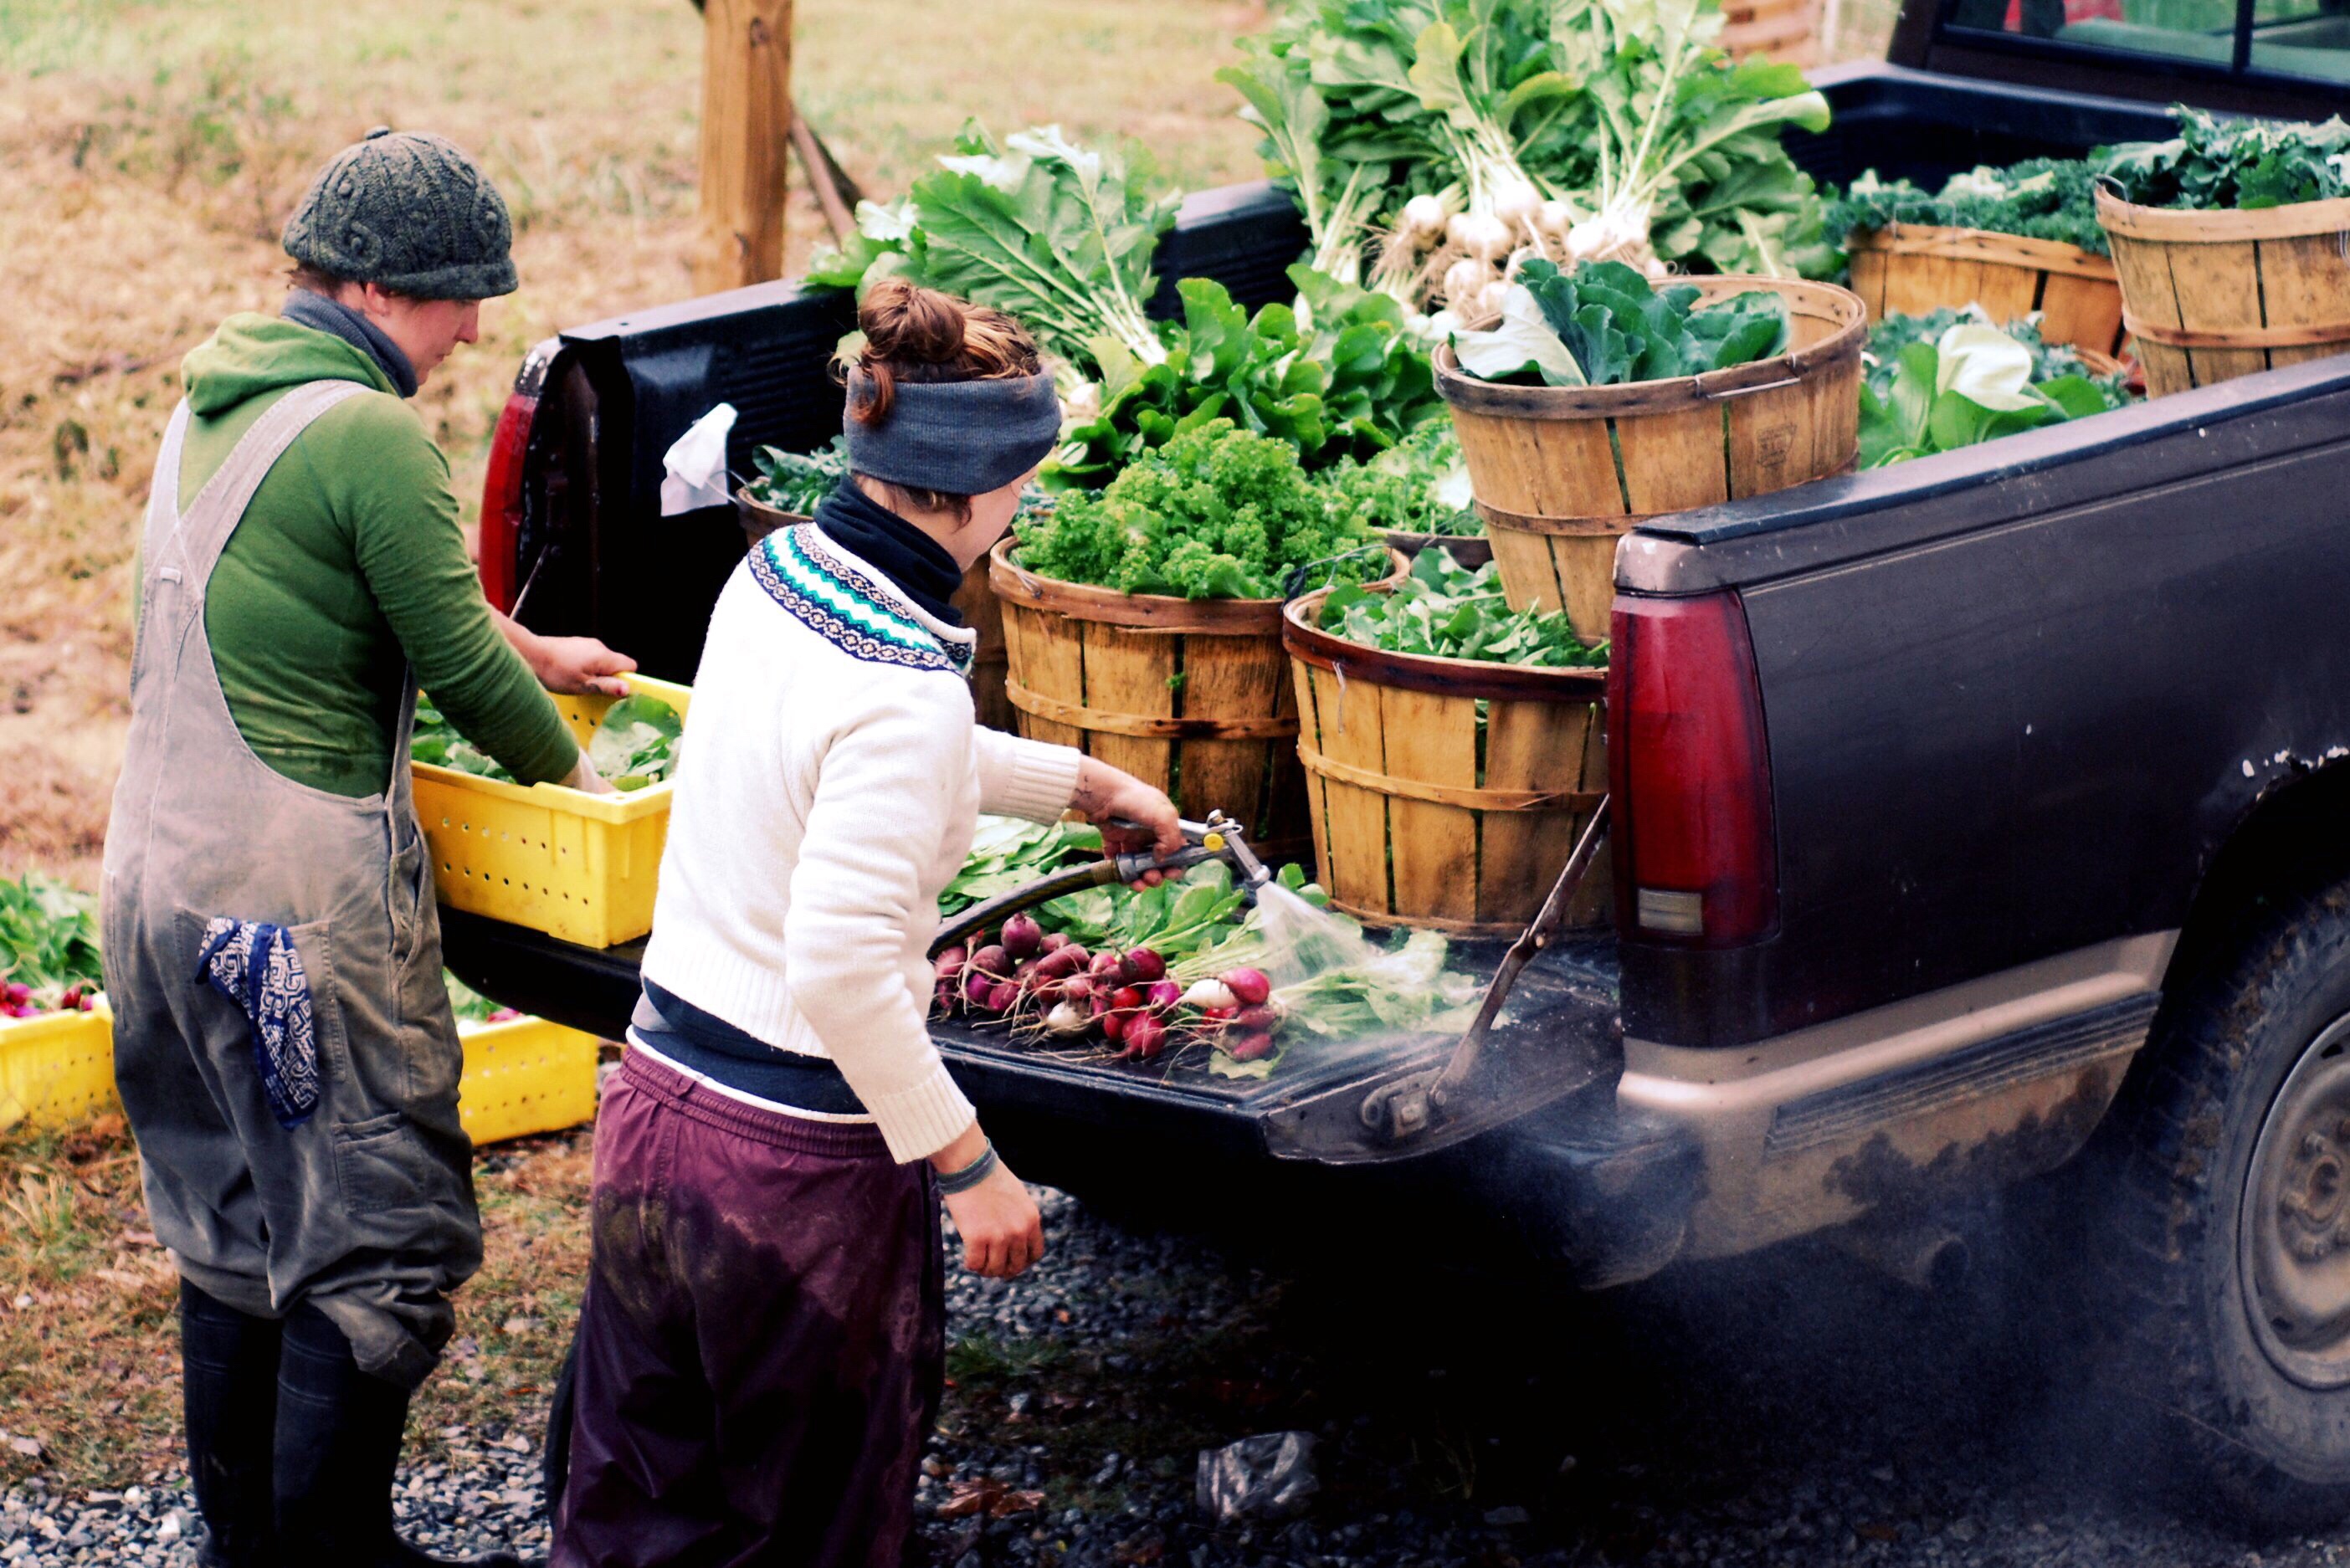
[552,1051,943,1568]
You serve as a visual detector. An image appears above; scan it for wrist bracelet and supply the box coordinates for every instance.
[936,1140,999,1196]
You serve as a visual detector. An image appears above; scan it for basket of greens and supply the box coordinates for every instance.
[2096,108,2350,398]
[1860,310,2134,469]
[1434,260,1864,638]
[737,438,846,546]
[994,418,1405,864]
[1280,549,1609,933]
[1826,160,2123,356]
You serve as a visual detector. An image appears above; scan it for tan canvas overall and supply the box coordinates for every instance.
[101,380,480,1390]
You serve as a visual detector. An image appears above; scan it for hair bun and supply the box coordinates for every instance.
[859,276,967,365]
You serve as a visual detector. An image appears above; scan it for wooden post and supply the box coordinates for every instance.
[693,0,793,295]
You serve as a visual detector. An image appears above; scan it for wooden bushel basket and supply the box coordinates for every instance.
[1845,223,2126,356]
[1720,0,1820,62]
[1284,587,1609,935]
[735,485,808,550]
[991,541,1405,864]
[2097,185,2350,399]
[1435,276,1865,639]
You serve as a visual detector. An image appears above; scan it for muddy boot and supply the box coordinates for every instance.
[274,1304,527,1568]
[181,1279,282,1568]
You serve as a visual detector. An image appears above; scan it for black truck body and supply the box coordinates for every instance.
[450,22,2350,1288]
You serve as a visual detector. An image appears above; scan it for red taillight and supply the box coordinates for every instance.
[1607,591,1778,947]
[478,391,537,612]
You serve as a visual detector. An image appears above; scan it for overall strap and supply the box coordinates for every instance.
[150,379,372,595]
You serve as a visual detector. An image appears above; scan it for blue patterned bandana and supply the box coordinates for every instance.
[195,919,321,1130]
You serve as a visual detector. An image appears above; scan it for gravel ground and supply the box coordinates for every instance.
[12,1186,2350,1568]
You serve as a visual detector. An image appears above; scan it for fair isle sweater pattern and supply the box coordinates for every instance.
[750,525,975,678]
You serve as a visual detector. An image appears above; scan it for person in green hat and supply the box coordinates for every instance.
[101,127,629,1568]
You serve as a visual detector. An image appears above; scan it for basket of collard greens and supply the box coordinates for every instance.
[410,674,691,948]
[1435,261,1865,640]
[996,418,1406,866]
[1826,159,2124,356]
[1282,548,1609,933]
[2096,108,2350,398]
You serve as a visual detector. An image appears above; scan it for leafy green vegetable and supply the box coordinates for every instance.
[414,693,685,792]
[804,197,919,292]
[1045,267,1444,489]
[743,437,848,515]
[1859,317,2121,469]
[1318,546,1603,665]
[1824,159,2107,255]
[0,874,102,1008]
[2102,107,2350,212]
[1451,259,1788,387]
[1019,418,1389,599]
[1312,419,1480,538]
[1865,309,2132,410]
[903,121,1181,369]
[1548,0,1835,278]
[588,694,685,790]
[939,817,1107,915]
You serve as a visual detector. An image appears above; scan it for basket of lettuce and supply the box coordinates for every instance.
[1826,160,2124,356]
[993,419,1406,863]
[1435,259,1864,637]
[1281,549,1609,933]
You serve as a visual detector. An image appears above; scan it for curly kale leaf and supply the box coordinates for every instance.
[1019,418,1385,599]
[1824,158,2108,255]
[2101,107,2350,212]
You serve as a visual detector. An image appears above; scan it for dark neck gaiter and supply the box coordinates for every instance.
[811,480,966,626]
[280,289,419,398]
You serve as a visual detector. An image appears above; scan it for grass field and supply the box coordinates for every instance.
[0,0,1896,1497]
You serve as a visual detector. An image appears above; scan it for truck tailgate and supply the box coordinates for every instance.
[440,910,1620,1167]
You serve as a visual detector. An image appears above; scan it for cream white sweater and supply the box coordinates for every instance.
[639,525,1083,1161]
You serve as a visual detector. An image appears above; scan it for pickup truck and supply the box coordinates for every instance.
[451,0,2350,1525]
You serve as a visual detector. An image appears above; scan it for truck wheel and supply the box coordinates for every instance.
[2101,876,2350,1530]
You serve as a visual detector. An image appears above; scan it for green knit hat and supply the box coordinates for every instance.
[281,127,519,300]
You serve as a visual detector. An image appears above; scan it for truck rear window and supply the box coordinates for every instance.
[1942,0,2350,87]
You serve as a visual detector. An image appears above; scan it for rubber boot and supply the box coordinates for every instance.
[274,1304,527,1568]
[180,1279,282,1568]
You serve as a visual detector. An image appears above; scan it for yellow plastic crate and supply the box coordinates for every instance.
[0,1002,119,1133]
[413,672,693,948]
[455,1015,601,1145]
[0,999,596,1148]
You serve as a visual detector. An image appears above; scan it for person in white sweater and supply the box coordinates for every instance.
[552,279,1182,1568]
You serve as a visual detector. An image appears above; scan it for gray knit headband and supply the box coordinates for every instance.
[843,368,1062,496]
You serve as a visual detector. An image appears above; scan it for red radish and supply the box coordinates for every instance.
[3,982,27,1007]
[1121,949,1166,985]
[970,945,1010,978]
[936,979,959,1013]
[1199,1006,1235,1025]
[1223,968,1272,1007]
[1060,976,1095,1006]
[1089,951,1126,981]
[963,970,997,1006]
[1146,980,1183,1013]
[1125,1014,1169,1059]
[59,986,81,1010]
[1233,1005,1280,1034]
[80,993,96,1012]
[1102,1009,1128,1042]
[1088,990,1112,1019]
[1034,947,1087,983]
[1039,932,1070,954]
[1229,1031,1275,1061]
[934,945,967,980]
[1002,913,1044,961]
[1108,986,1143,1014]
[985,980,1020,1013]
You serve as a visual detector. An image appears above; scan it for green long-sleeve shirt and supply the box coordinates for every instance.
[171,314,577,797]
